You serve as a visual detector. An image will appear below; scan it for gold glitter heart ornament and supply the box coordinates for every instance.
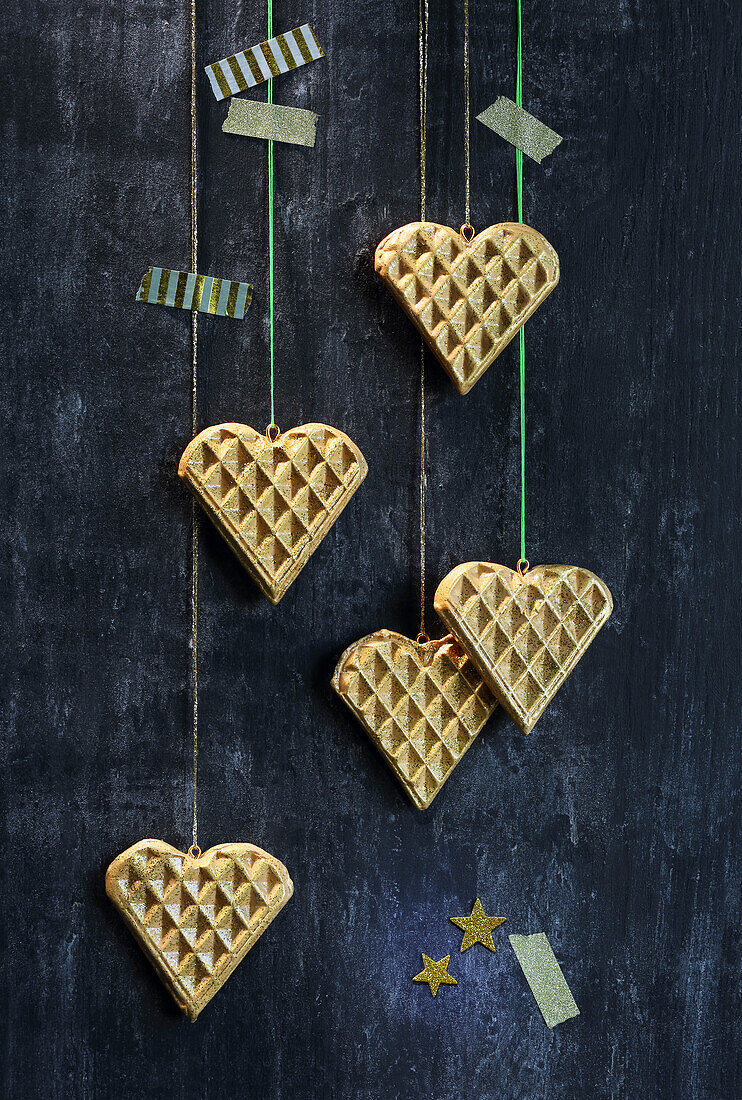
[375,221,559,394]
[332,630,496,809]
[106,839,293,1021]
[434,563,612,734]
[179,422,367,603]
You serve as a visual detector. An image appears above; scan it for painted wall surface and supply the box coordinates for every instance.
[1,1,740,1097]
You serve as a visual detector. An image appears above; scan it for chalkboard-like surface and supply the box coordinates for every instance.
[1,1,740,1097]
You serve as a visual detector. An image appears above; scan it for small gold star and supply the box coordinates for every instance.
[450,899,506,952]
[412,954,458,997]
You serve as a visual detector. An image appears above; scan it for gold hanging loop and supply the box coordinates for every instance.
[417,633,437,666]
[266,423,281,443]
[188,844,202,859]
[460,222,475,243]
[517,557,530,576]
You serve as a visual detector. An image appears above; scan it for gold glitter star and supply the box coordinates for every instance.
[412,954,458,997]
[450,899,506,952]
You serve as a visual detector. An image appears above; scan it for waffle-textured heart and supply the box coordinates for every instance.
[375,222,559,394]
[332,630,496,809]
[106,839,293,1021]
[179,423,367,603]
[434,563,612,733]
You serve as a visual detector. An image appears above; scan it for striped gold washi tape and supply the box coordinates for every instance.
[136,268,253,319]
[205,23,324,102]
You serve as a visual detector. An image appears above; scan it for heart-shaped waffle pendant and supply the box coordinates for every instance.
[375,222,559,394]
[332,630,496,809]
[434,563,613,734]
[179,423,367,603]
[106,839,293,1021]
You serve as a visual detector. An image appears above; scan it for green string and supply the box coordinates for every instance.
[516,0,526,564]
[267,0,276,429]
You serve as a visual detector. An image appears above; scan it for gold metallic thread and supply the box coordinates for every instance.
[190,0,199,850]
[463,0,470,225]
[418,0,429,638]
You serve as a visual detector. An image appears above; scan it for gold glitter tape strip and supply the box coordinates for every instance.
[135,268,252,318]
[222,100,318,147]
[509,934,579,1028]
[205,23,324,102]
[476,97,562,163]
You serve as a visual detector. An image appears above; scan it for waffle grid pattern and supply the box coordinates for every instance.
[333,630,496,809]
[435,564,612,733]
[107,841,293,1020]
[375,222,559,394]
[179,423,367,603]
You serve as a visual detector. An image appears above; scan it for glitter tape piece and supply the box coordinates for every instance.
[223,100,317,147]
[476,97,562,163]
[136,268,252,319]
[205,24,324,102]
[509,934,579,1028]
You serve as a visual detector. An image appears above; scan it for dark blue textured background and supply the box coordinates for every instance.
[1,1,740,1096]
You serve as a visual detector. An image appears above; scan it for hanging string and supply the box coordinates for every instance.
[189,0,199,852]
[463,0,470,226]
[418,0,429,643]
[516,0,527,567]
[267,0,276,432]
